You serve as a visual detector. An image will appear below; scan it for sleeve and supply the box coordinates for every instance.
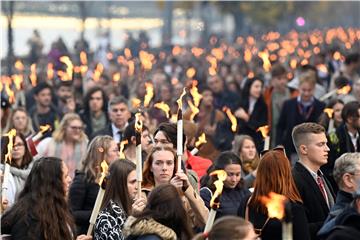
[292,203,311,240]
[276,101,288,145]
[199,187,212,210]
[183,185,209,228]
[69,174,91,225]
[94,208,126,240]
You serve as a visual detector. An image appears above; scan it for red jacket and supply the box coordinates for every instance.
[186,150,212,179]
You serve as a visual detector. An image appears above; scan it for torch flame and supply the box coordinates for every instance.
[209,170,227,208]
[59,56,74,81]
[336,85,351,95]
[195,133,207,148]
[47,63,54,80]
[135,112,143,133]
[93,63,104,82]
[258,51,272,72]
[323,108,334,119]
[12,74,23,90]
[4,83,15,104]
[187,100,199,121]
[190,81,202,107]
[113,73,121,82]
[257,125,270,138]
[144,83,154,108]
[176,88,187,111]
[186,67,196,79]
[223,107,237,132]
[119,140,128,159]
[154,102,170,119]
[131,98,141,109]
[139,51,154,71]
[4,129,17,164]
[14,60,24,71]
[98,160,109,186]
[260,192,287,220]
[30,64,37,87]
[39,124,51,134]
[80,51,87,65]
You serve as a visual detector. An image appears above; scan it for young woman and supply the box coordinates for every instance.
[318,99,344,132]
[123,184,194,240]
[1,132,34,208]
[200,151,251,219]
[235,77,268,152]
[37,113,88,178]
[142,146,209,229]
[4,107,34,137]
[1,157,91,240]
[94,159,146,240]
[69,135,119,235]
[239,147,310,240]
[232,135,260,176]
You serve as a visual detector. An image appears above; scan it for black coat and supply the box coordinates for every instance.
[79,110,109,138]
[69,170,99,236]
[292,162,335,240]
[276,98,325,156]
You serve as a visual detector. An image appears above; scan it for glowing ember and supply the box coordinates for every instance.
[260,192,287,220]
[223,107,237,132]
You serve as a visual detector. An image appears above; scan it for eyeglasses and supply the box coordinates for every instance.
[260,145,286,158]
[69,126,84,131]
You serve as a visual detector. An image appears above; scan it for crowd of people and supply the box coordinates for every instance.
[1,26,360,240]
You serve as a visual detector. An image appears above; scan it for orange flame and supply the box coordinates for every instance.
[14,60,24,71]
[187,100,199,121]
[113,73,121,82]
[139,51,154,71]
[12,74,23,90]
[39,124,51,134]
[195,133,207,148]
[93,63,104,82]
[176,87,187,111]
[4,83,15,104]
[80,51,87,65]
[190,81,202,107]
[191,47,204,58]
[172,45,182,56]
[258,51,272,72]
[211,48,224,60]
[337,85,351,95]
[208,67,217,76]
[135,112,143,133]
[244,48,252,63]
[317,64,328,74]
[323,108,334,119]
[60,56,74,81]
[47,63,54,80]
[223,107,237,132]
[131,98,141,109]
[4,129,17,164]
[30,64,37,87]
[154,102,170,119]
[128,60,135,76]
[209,170,227,208]
[290,59,297,69]
[257,125,270,138]
[98,160,109,186]
[186,68,196,79]
[119,140,128,159]
[260,192,287,220]
[144,83,154,108]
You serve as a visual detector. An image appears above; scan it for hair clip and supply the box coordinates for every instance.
[98,147,104,153]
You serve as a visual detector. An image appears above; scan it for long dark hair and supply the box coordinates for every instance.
[1,132,33,169]
[240,77,265,110]
[132,184,194,239]
[1,157,75,240]
[101,159,135,215]
[83,86,108,114]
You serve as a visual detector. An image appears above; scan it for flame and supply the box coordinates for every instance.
[172,45,182,56]
[317,64,328,74]
[124,48,132,59]
[290,59,297,69]
[30,64,37,87]
[208,67,217,76]
[337,85,351,95]
[4,129,17,164]
[154,102,170,118]
[187,100,199,121]
[131,98,141,109]
[323,108,334,119]
[113,73,121,82]
[47,63,54,80]
[139,51,154,71]
[4,78,15,104]
[211,48,224,60]
[209,170,227,208]
[98,160,109,186]
[223,107,237,132]
[191,47,204,58]
[135,112,143,133]
[39,124,51,134]
[14,60,24,71]
[333,51,341,61]
[190,81,202,107]
[128,60,135,76]
[119,140,128,159]
[258,51,272,72]
[195,133,207,148]
[93,63,104,82]
[80,51,87,65]
[60,56,74,81]
[186,67,196,79]
[144,83,154,108]
[257,125,270,138]
[12,74,23,90]
[206,55,217,71]
[244,48,252,63]
[176,87,187,111]
[260,192,287,220]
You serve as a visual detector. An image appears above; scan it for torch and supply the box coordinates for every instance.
[119,140,128,160]
[324,108,335,134]
[2,129,17,208]
[26,124,52,156]
[176,88,187,173]
[135,112,143,197]
[319,85,351,101]
[257,125,270,151]
[260,192,292,240]
[144,83,154,108]
[223,107,237,133]
[204,170,227,233]
[87,160,109,236]
[190,133,207,156]
[154,102,171,119]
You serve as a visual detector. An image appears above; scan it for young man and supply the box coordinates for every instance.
[292,122,335,240]
[277,71,325,163]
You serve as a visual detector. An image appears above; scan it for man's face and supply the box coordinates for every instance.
[304,133,330,168]
[57,86,72,101]
[299,82,315,102]
[272,74,288,92]
[35,88,52,107]
[89,91,104,113]
[347,108,360,130]
[109,102,131,129]
[207,76,224,94]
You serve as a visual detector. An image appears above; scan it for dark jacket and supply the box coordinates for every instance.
[213,90,240,112]
[239,196,310,240]
[200,186,251,219]
[317,190,354,238]
[276,97,325,156]
[69,170,99,235]
[91,123,115,141]
[332,124,360,159]
[79,110,109,138]
[292,162,335,240]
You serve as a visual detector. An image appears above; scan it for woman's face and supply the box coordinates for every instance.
[127,170,137,200]
[241,139,256,160]
[12,136,26,165]
[224,164,241,189]
[151,150,175,185]
[13,111,28,132]
[154,131,174,149]
[65,119,84,142]
[62,161,72,196]
[105,140,120,164]
[333,102,344,123]
[141,129,152,153]
[249,80,262,99]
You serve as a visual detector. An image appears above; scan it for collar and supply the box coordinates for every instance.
[297,95,314,106]
[298,161,323,179]
[111,122,128,133]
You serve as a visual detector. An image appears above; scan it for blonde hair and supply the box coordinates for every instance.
[299,71,316,87]
[4,107,34,136]
[52,113,87,142]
